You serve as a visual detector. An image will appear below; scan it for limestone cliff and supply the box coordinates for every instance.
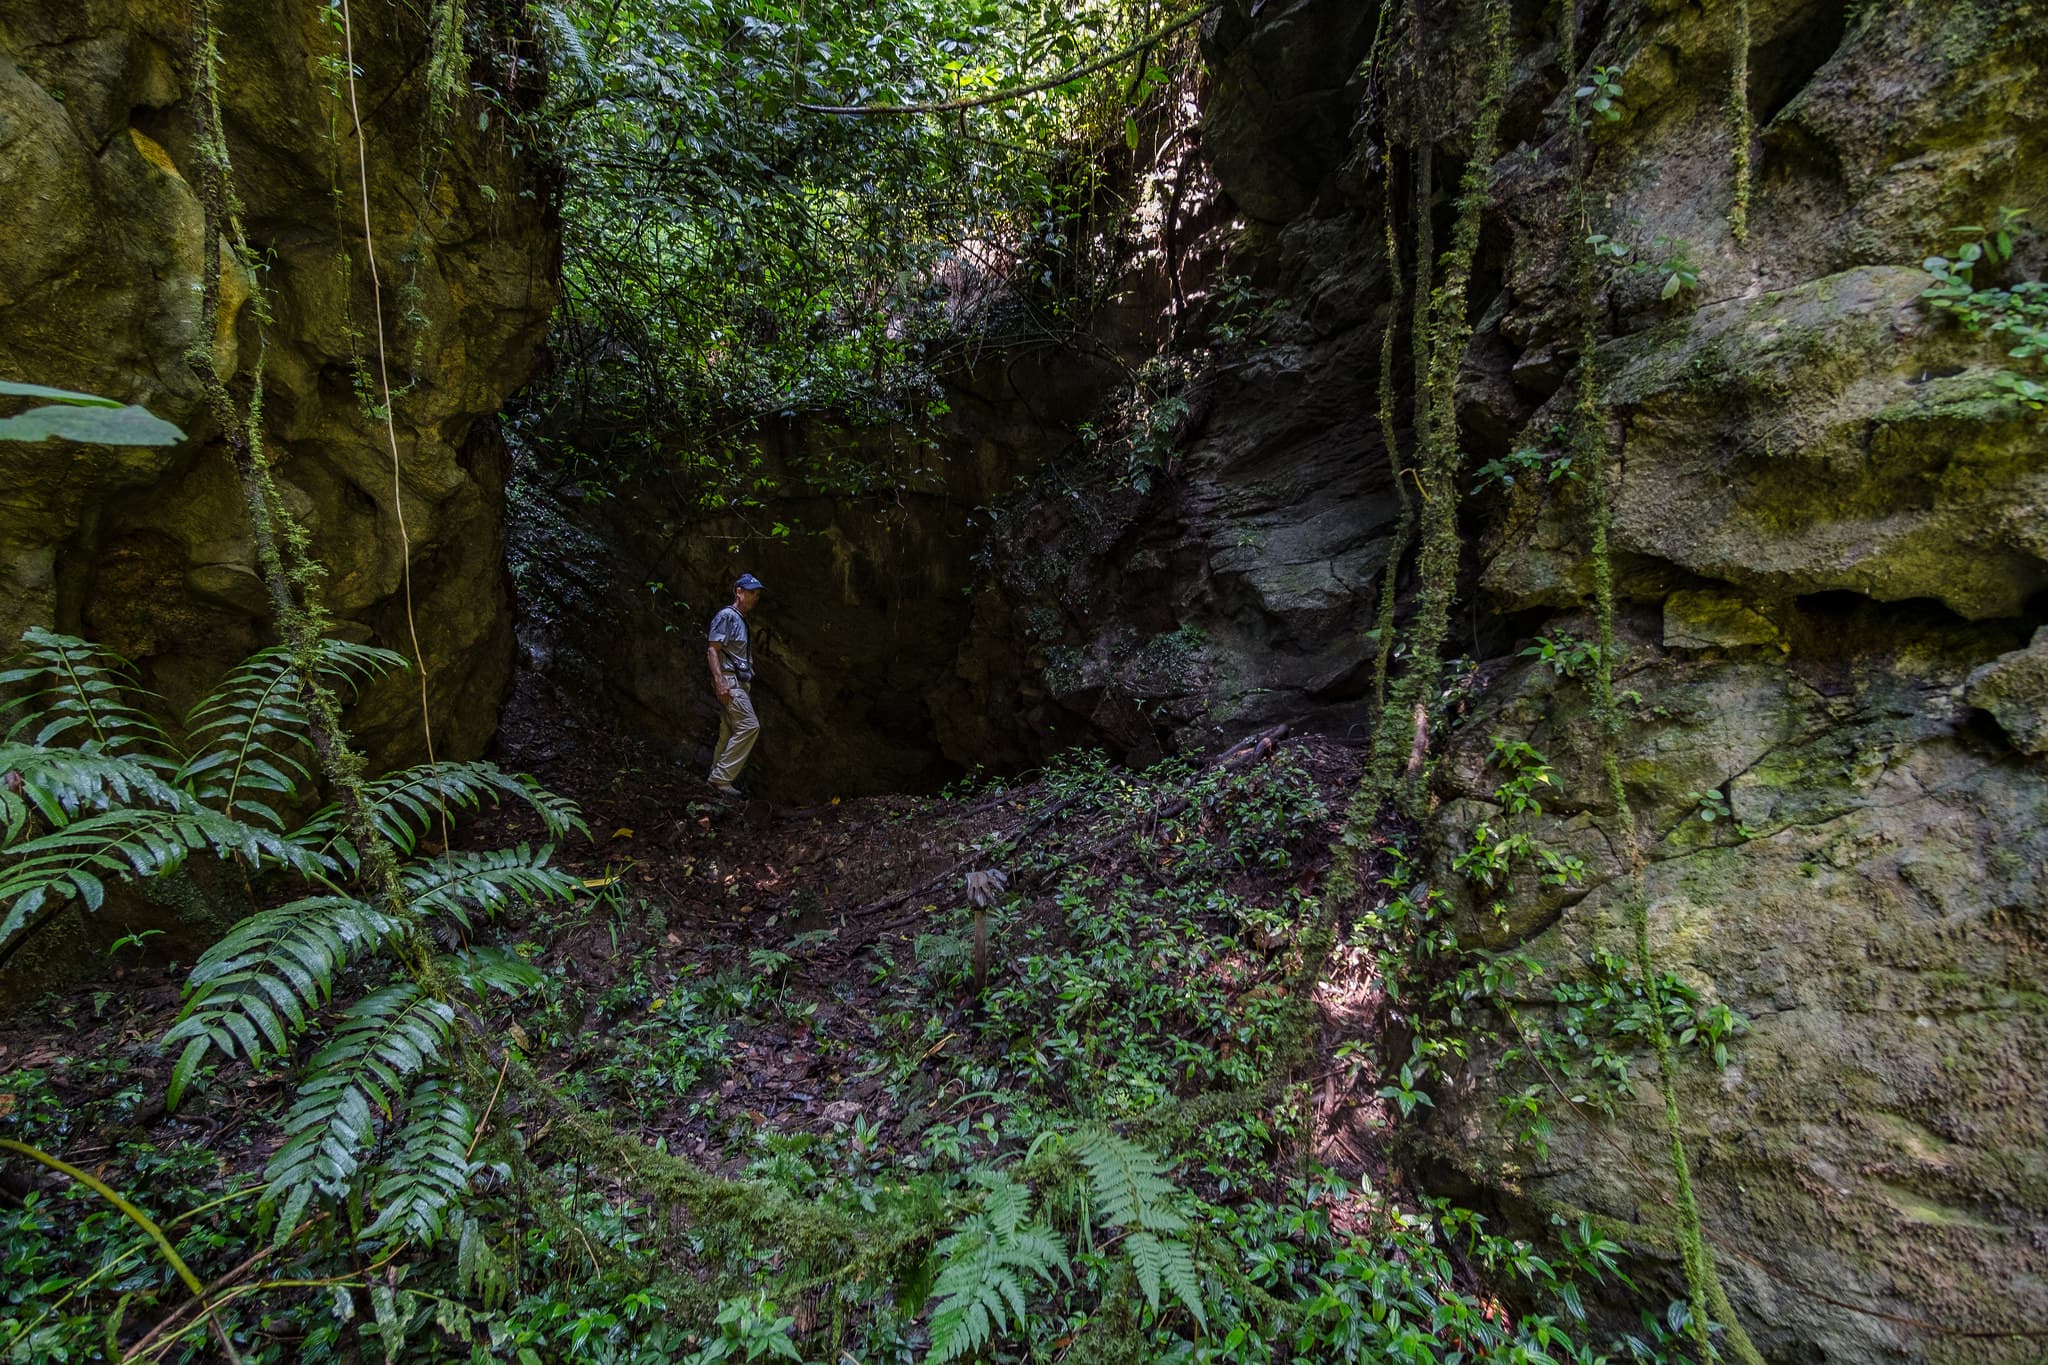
[0,0,556,761]
[1181,2,2046,1360]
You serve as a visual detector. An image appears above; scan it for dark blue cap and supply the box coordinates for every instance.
[735,573,765,591]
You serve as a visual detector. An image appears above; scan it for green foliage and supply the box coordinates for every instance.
[0,633,341,946]
[177,641,406,829]
[364,1079,483,1245]
[290,758,582,872]
[1586,232,1699,300]
[1519,632,1605,680]
[166,895,409,1094]
[1472,444,1576,493]
[1,627,171,757]
[1,628,583,1252]
[1921,206,2047,411]
[0,379,185,447]
[0,803,309,944]
[1575,65,1625,121]
[924,1169,1068,1363]
[265,985,457,1235]
[683,1294,805,1363]
[1079,355,1201,494]
[522,0,1191,501]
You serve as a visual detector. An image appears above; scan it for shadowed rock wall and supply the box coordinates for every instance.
[1158,1,2046,1360]
[0,0,556,762]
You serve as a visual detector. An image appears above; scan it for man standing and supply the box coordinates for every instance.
[706,573,765,798]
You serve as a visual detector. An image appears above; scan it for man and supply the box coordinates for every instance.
[706,573,765,798]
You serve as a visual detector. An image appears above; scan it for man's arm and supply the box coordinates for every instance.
[707,642,730,703]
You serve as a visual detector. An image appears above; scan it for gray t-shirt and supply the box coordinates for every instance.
[708,606,752,683]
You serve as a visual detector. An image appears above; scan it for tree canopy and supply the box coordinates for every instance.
[513,0,1197,505]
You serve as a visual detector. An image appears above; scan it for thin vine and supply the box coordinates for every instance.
[1729,0,1753,242]
[187,0,408,917]
[1566,2,1762,1358]
[1391,0,1509,820]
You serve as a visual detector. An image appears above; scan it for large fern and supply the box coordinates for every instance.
[1069,1128,1205,1327]
[364,1078,482,1246]
[264,983,456,1235]
[925,1169,1069,1364]
[164,895,410,1103]
[402,845,582,934]
[0,803,318,945]
[533,2,601,95]
[0,743,186,842]
[163,848,570,1104]
[0,627,170,758]
[0,628,579,1256]
[292,760,587,872]
[178,640,405,829]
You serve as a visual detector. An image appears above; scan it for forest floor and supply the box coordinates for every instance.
[6,662,1490,1362]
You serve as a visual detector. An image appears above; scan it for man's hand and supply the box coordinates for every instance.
[715,683,732,705]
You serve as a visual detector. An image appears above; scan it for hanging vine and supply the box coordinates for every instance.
[187,0,409,916]
[1565,2,1763,1358]
[1393,0,1510,820]
[1729,0,1753,242]
[1366,11,1414,729]
[1330,0,1503,910]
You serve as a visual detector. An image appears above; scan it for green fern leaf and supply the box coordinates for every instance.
[456,1215,511,1311]
[924,1169,1067,1364]
[1,804,320,947]
[447,945,545,998]
[292,761,586,872]
[163,894,408,1104]
[1125,1231,1206,1328]
[533,3,600,94]
[0,628,170,759]
[1070,1127,1185,1233]
[364,1077,480,1245]
[179,641,405,829]
[264,983,454,1238]
[0,743,186,843]
[402,845,581,933]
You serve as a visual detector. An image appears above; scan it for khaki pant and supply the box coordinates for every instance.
[708,683,759,789]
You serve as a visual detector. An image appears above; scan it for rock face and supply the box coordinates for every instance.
[1144,1,2048,1360]
[0,0,556,761]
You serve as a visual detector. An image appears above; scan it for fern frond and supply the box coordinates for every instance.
[0,804,318,947]
[264,983,455,1237]
[914,931,974,980]
[164,895,408,1105]
[446,945,544,999]
[533,3,600,93]
[364,1077,481,1246]
[925,1169,1068,1364]
[292,761,586,872]
[179,641,406,829]
[1070,1127,1185,1233]
[456,1216,511,1311]
[1125,1231,1206,1328]
[0,628,170,758]
[0,743,186,843]
[402,845,581,934]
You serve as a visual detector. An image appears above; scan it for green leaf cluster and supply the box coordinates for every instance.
[0,628,586,1243]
